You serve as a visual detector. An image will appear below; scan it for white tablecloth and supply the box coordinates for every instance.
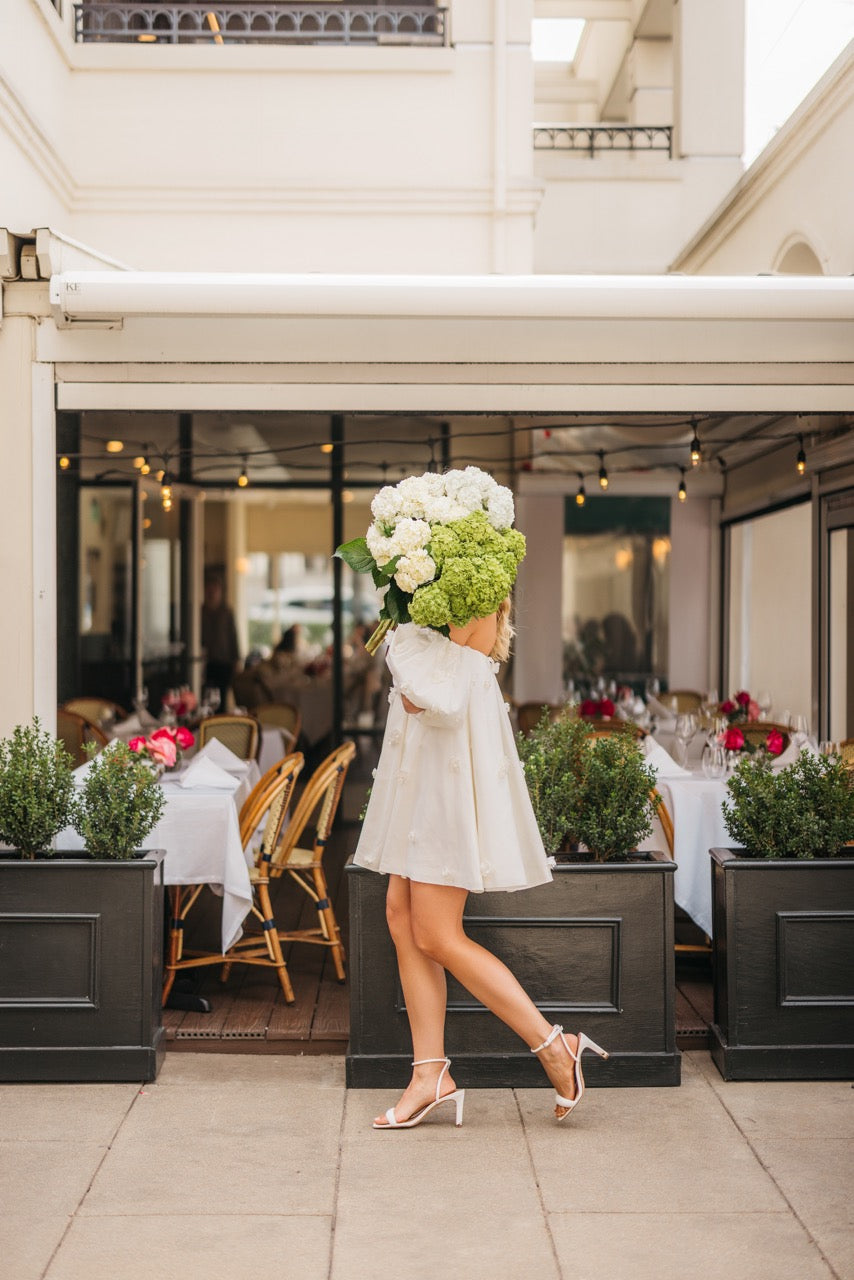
[57,761,261,952]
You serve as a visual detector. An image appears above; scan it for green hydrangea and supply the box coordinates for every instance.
[408,511,526,628]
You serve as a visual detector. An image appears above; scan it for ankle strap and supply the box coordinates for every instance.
[412,1057,451,1101]
[530,1025,563,1055]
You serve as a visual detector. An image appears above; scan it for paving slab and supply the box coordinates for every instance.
[548,1211,834,1280]
[518,1075,788,1214]
[80,1082,344,1217]
[0,1142,106,1219]
[45,1213,332,1280]
[333,1089,559,1280]
[0,1084,138,1144]
[702,1076,854,1142]
[157,1052,345,1089]
[0,1214,71,1280]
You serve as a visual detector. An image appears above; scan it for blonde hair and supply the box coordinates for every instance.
[491,597,514,663]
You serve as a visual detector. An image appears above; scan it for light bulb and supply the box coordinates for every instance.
[689,421,701,467]
[575,480,586,507]
[796,437,806,475]
[58,455,70,470]
[105,439,123,454]
[140,460,151,475]
[320,443,334,454]
[678,471,687,502]
[598,452,609,490]
[237,469,249,488]
[133,455,146,469]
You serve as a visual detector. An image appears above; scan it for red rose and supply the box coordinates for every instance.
[721,700,736,715]
[765,729,784,756]
[128,736,146,753]
[735,690,751,707]
[723,727,745,751]
[599,698,615,717]
[175,726,194,749]
[151,726,177,743]
[580,699,598,718]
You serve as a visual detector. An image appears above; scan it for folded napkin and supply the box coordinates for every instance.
[197,738,250,775]
[642,735,692,779]
[646,695,677,726]
[179,756,240,790]
[771,734,820,770]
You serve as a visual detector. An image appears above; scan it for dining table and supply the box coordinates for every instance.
[56,741,261,954]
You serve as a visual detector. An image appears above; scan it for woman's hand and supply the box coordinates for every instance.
[401,694,424,715]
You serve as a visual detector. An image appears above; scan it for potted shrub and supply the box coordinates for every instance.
[0,727,167,1083]
[710,750,854,1080]
[347,712,679,1089]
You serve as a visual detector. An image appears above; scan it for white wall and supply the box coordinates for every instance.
[668,496,713,692]
[513,493,564,704]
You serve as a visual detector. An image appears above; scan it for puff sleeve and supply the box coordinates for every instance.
[386,625,472,730]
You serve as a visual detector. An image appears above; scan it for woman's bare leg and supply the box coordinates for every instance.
[408,881,580,1109]
[374,875,459,1125]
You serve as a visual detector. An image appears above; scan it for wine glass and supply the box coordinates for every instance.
[207,687,222,714]
[132,685,149,717]
[819,741,838,758]
[674,713,698,765]
[794,714,809,737]
[702,742,726,780]
[645,676,660,700]
[756,689,772,721]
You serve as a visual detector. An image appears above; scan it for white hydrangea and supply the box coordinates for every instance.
[371,485,402,528]
[485,485,515,531]
[388,517,432,558]
[396,475,436,520]
[426,494,469,525]
[366,522,395,565]
[394,549,437,594]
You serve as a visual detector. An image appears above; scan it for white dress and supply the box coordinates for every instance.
[353,623,553,893]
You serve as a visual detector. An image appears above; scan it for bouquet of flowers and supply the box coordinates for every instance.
[128,726,195,771]
[719,690,760,724]
[336,467,526,653]
[580,697,616,720]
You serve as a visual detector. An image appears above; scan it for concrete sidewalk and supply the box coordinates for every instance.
[1,1051,851,1280]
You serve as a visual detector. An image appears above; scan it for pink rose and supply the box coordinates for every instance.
[181,691,197,713]
[722,727,745,752]
[721,700,736,715]
[599,698,615,718]
[128,736,147,753]
[735,690,751,707]
[748,699,761,720]
[150,727,177,743]
[175,726,194,749]
[147,736,177,768]
[766,729,784,756]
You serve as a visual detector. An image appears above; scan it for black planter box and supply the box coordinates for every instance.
[710,848,854,1080]
[0,851,166,1082]
[347,852,679,1088]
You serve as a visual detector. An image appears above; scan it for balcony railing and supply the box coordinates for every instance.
[534,125,673,158]
[74,3,449,45]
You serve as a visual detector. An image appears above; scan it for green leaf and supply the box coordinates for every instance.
[372,555,402,588]
[334,537,375,575]
[384,581,411,625]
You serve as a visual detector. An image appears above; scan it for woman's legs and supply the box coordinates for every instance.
[377,876,580,1123]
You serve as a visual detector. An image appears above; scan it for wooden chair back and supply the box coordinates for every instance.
[740,720,791,751]
[663,690,703,713]
[838,738,854,770]
[198,713,261,760]
[516,702,567,736]
[586,718,646,739]
[239,753,304,850]
[56,708,109,767]
[62,697,128,726]
[272,741,356,873]
[255,703,302,746]
[245,757,304,869]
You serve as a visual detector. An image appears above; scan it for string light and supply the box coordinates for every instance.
[575,476,586,507]
[161,474,173,512]
[58,455,70,470]
[598,451,609,491]
[155,469,165,483]
[689,420,701,467]
[678,469,687,502]
[237,459,249,488]
[105,440,124,454]
[320,443,334,454]
[796,435,807,475]
[133,455,146,469]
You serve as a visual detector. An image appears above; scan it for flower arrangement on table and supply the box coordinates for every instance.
[128,726,195,772]
[718,724,785,757]
[161,687,198,722]
[335,467,526,653]
[718,690,760,724]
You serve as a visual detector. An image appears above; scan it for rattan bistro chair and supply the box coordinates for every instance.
[254,702,302,747]
[56,708,109,767]
[198,713,261,761]
[62,697,128,727]
[516,702,567,736]
[653,788,712,957]
[161,755,304,1005]
[222,741,356,990]
[662,690,703,713]
[586,718,646,739]
[838,738,854,770]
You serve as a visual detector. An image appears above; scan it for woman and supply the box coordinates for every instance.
[353,599,608,1129]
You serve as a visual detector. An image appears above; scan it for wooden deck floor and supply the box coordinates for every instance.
[164,761,713,1054]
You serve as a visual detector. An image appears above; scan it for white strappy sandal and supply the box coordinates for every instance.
[530,1024,609,1121]
[373,1057,465,1130]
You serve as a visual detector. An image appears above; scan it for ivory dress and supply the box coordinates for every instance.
[353,623,553,893]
